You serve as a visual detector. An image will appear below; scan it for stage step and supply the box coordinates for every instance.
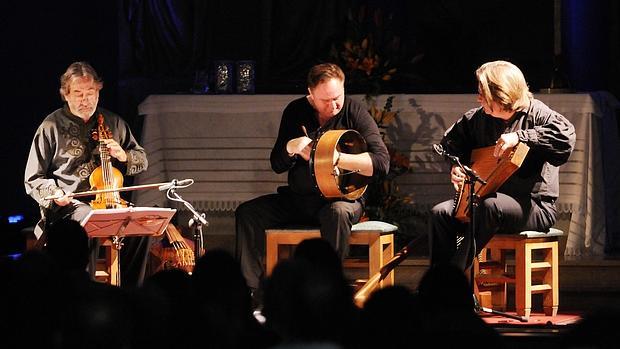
[198,233,620,294]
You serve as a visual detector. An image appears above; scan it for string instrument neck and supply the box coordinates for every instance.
[90,113,127,209]
[99,138,111,167]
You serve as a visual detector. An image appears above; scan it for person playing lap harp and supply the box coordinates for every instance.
[428,60,576,271]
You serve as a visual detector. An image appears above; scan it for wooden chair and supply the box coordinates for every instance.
[94,238,120,285]
[266,221,398,289]
[24,226,121,286]
[474,228,563,319]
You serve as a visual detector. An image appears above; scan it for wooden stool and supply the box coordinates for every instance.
[95,238,120,286]
[24,227,121,286]
[266,221,397,288]
[474,228,563,319]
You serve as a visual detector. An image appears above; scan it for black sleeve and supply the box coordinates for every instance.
[350,100,390,179]
[516,111,576,166]
[440,108,478,165]
[113,116,148,175]
[24,121,60,208]
[270,101,303,174]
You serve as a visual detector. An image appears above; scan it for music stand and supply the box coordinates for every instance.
[81,207,177,286]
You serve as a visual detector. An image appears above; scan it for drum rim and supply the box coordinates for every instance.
[309,129,368,200]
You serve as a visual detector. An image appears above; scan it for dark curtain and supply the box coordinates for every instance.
[267,0,348,84]
[120,0,556,93]
[122,0,349,88]
[124,0,210,76]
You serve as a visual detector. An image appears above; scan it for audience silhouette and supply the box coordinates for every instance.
[3,218,133,348]
[2,249,62,347]
[415,263,504,346]
[4,223,610,349]
[359,284,419,348]
[133,267,195,349]
[560,306,620,349]
[262,238,358,348]
[45,218,90,273]
[192,248,276,349]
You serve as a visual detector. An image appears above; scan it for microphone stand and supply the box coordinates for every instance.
[188,212,207,266]
[166,187,208,267]
[434,145,527,322]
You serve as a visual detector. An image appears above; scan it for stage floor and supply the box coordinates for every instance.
[481,311,582,327]
[481,312,583,349]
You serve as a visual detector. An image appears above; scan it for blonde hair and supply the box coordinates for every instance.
[307,63,345,89]
[476,60,532,112]
[59,61,103,101]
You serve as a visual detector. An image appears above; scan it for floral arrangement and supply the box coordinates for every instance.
[330,4,401,95]
[363,96,412,221]
[363,95,429,250]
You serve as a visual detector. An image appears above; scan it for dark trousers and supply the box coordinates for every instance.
[429,192,557,270]
[235,191,363,289]
[39,200,151,288]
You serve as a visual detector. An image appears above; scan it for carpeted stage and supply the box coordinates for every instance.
[481,311,582,327]
[481,312,583,348]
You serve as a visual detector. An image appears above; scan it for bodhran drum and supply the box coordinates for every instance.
[309,129,369,200]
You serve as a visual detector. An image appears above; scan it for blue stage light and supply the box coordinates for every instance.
[8,214,24,224]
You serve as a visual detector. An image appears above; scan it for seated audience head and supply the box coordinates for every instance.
[293,237,345,280]
[44,218,89,272]
[561,306,620,349]
[192,249,276,349]
[360,285,419,348]
[262,252,357,346]
[417,262,473,310]
[192,248,251,309]
[415,263,503,345]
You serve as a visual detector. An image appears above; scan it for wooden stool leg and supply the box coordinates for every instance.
[474,248,490,308]
[367,233,381,286]
[515,243,532,319]
[265,234,279,276]
[490,248,507,311]
[380,234,395,287]
[543,243,559,316]
[108,238,120,286]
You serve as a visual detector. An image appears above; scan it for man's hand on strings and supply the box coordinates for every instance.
[451,165,466,191]
[494,132,519,158]
[286,136,313,161]
[102,139,128,162]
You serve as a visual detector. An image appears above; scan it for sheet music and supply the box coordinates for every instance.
[81,207,177,238]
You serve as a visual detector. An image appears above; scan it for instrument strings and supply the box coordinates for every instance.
[100,140,112,206]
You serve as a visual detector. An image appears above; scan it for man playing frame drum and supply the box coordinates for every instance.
[235,63,390,295]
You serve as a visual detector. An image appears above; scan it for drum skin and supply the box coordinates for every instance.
[310,129,369,200]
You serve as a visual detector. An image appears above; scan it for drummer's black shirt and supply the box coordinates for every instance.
[270,96,389,200]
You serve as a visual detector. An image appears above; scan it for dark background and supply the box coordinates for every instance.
[2,0,619,238]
